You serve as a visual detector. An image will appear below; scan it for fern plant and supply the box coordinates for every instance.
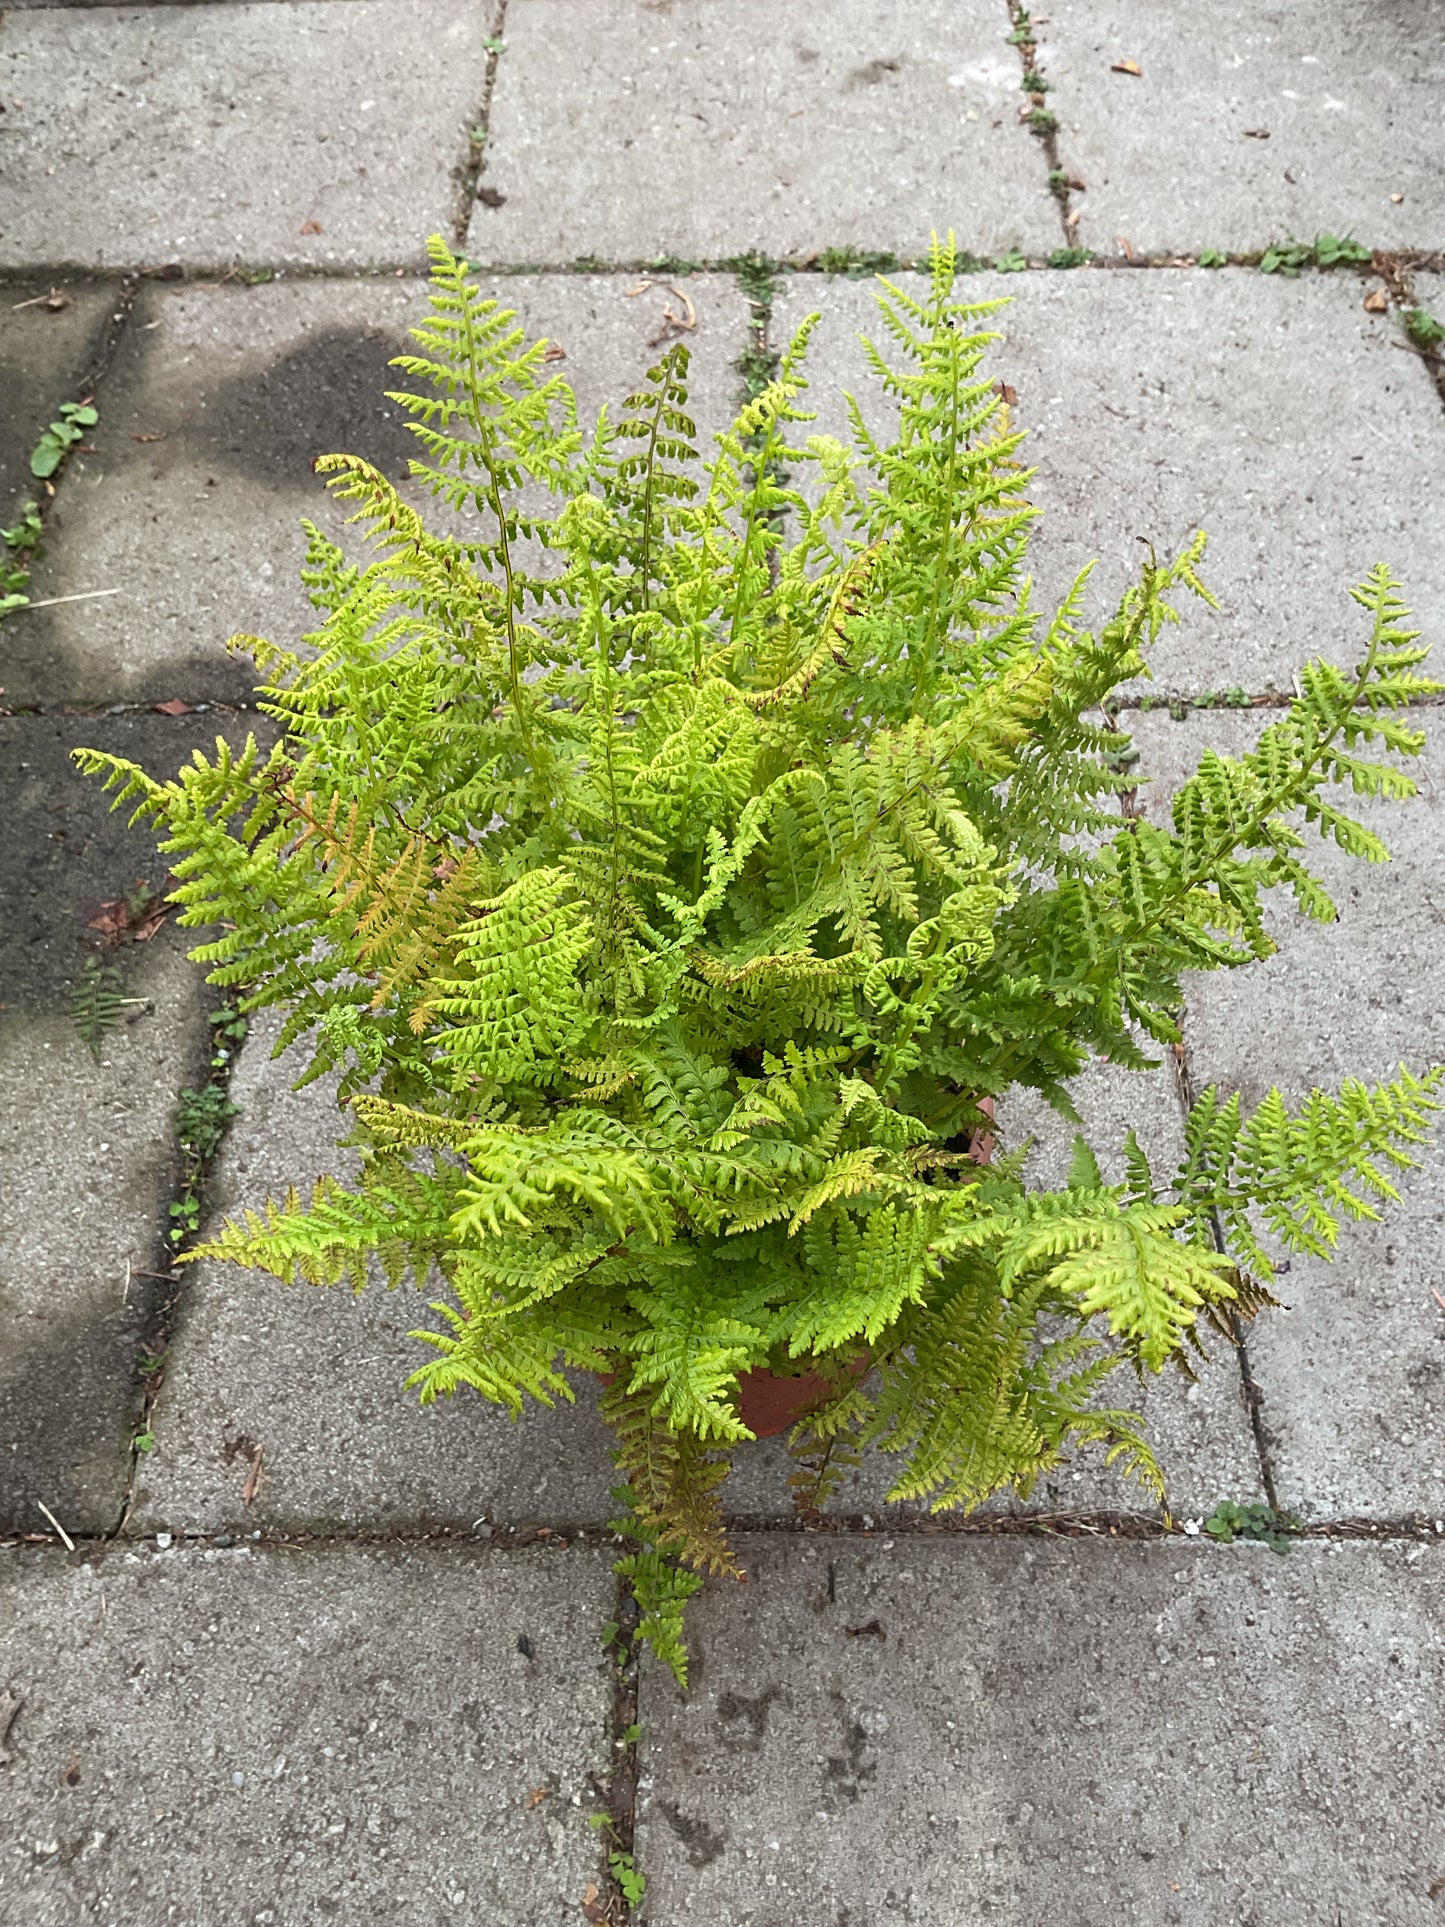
[79,235,1439,1680]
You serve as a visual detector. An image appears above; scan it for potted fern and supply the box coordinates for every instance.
[80,236,1438,1680]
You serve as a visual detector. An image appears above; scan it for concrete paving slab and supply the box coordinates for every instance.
[0,277,117,520]
[8,271,754,706]
[0,715,249,1535]
[0,1539,612,1924]
[771,265,1445,697]
[1130,708,1445,1518]
[637,1534,1445,1926]
[0,1,491,272]
[468,0,1059,267]
[1036,0,1445,257]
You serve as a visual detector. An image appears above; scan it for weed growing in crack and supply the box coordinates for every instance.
[1260,233,1370,277]
[1047,246,1094,269]
[1204,1499,1303,1554]
[1198,248,1229,268]
[1405,307,1445,353]
[815,245,901,279]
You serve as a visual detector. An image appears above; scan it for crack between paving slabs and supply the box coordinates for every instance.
[8,1513,1442,1558]
[0,271,139,655]
[1003,0,1079,253]
[106,999,251,1538]
[1168,1010,1285,1516]
[454,0,510,248]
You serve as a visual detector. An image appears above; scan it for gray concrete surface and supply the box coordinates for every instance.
[771,266,1445,698]
[1131,708,1445,1518]
[7,271,755,705]
[0,278,117,518]
[0,1539,613,1924]
[0,1,492,271]
[637,1534,1445,1926]
[0,715,228,1533]
[469,0,1059,266]
[1038,0,1445,257]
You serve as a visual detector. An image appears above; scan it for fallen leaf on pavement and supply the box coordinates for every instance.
[1111,58,1143,75]
[153,697,191,714]
[624,279,652,297]
[300,220,323,236]
[543,343,568,362]
[527,1786,551,1808]
[1243,127,1271,139]
[581,1882,607,1923]
[994,381,1017,405]
[132,432,167,443]
[1362,290,1389,313]
[1117,235,1138,261]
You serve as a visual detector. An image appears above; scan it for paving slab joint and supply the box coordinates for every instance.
[1003,0,1077,251]
[109,999,250,1536]
[1373,253,1445,415]
[454,0,510,248]
[1170,1019,1284,1514]
[588,1575,643,1923]
[1,270,138,639]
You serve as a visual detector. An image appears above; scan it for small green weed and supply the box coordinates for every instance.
[816,245,900,279]
[994,250,1029,274]
[30,401,97,480]
[1204,1500,1303,1554]
[1021,72,1053,92]
[482,33,506,53]
[1260,233,1370,277]
[1026,106,1059,135]
[729,251,777,309]
[737,342,779,404]
[135,1431,157,1454]
[1198,248,1228,268]
[1404,307,1445,352]
[1221,686,1252,708]
[1048,247,1094,269]
[610,1855,646,1906]
[169,1195,201,1243]
[175,1084,240,1162]
[647,253,704,277]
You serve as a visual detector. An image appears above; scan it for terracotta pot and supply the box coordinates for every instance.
[736,1355,869,1438]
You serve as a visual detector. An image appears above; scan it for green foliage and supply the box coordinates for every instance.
[1204,1499,1302,1553]
[1048,248,1094,270]
[30,400,97,479]
[1026,106,1059,134]
[76,233,1438,1678]
[1260,234,1371,277]
[1198,249,1229,269]
[1,497,43,616]
[995,250,1029,273]
[1404,307,1445,352]
[609,1854,646,1906]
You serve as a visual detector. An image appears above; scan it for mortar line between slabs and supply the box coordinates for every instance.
[2,252,1443,289]
[452,0,509,248]
[6,1514,1444,1557]
[1002,0,1077,250]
